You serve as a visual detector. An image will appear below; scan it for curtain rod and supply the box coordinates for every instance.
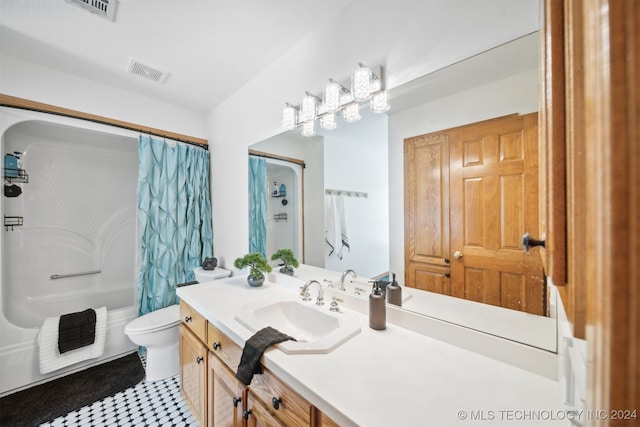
[0,94,209,150]
[248,149,305,167]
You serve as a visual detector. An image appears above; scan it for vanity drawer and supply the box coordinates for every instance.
[249,368,312,426]
[207,322,243,372]
[180,301,207,342]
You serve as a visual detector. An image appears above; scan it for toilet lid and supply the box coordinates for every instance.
[125,304,180,334]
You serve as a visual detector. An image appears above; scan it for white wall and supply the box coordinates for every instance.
[206,1,540,269]
[388,68,539,283]
[0,55,206,139]
[323,112,389,278]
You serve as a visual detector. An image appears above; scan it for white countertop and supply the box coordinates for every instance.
[178,272,569,426]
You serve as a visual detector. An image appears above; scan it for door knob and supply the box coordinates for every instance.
[453,250,463,260]
[521,232,545,253]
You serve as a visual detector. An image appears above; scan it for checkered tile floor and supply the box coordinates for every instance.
[40,356,196,427]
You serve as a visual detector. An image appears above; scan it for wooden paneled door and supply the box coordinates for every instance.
[404,132,450,295]
[449,113,543,315]
[405,113,544,315]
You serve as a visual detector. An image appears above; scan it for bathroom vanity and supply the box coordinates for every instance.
[179,294,339,426]
[177,269,567,426]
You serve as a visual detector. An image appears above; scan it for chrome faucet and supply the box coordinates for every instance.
[339,269,357,291]
[300,280,324,305]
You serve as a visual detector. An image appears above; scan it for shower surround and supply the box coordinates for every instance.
[0,111,139,395]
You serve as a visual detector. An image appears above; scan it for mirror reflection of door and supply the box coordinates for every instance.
[405,113,545,316]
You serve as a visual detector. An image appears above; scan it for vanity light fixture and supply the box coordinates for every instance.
[281,63,390,136]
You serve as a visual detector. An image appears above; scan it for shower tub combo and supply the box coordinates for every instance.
[1,109,139,396]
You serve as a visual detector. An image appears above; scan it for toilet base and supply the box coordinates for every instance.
[144,341,179,382]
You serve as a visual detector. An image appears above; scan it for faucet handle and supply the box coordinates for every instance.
[299,287,312,302]
[329,297,343,312]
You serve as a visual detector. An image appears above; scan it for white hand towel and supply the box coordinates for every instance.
[325,194,350,259]
[336,195,350,259]
[37,306,107,374]
[325,194,339,256]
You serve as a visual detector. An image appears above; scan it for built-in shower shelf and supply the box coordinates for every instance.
[274,213,288,221]
[4,216,23,230]
[3,168,29,183]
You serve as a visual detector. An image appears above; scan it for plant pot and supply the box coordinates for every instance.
[279,266,294,276]
[247,274,265,287]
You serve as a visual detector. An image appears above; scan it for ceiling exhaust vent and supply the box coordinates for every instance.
[127,59,169,84]
[65,0,117,22]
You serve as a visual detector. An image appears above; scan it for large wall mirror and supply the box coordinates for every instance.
[249,32,557,352]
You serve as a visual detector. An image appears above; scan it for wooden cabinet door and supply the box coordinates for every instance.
[245,392,286,427]
[208,352,245,427]
[449,113,544,315]
[180,324,207,426]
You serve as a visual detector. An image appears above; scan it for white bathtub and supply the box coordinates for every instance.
[0,299,137,396]
[1,114,140,396]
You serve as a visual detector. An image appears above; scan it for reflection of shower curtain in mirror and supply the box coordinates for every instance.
[137,136,213,316]
[248,156,267,257]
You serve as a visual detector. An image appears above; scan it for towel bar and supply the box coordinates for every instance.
[50,270,102,280]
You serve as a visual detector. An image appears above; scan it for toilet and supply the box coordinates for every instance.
[124,266,231,382]
[124,304,180,382]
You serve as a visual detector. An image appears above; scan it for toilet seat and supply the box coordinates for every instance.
[124,304,180,335]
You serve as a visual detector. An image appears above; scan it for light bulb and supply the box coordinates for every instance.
[320,113,337,130]
[281,104,297,130]
[342,103,361,123]
[323,80,341,113]
[371,91,390,113]
[301,120,316,137]
[300,93,317,123]
[352,64,373,102]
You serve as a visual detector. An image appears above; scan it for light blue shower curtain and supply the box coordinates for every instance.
[248,156,267,257]
[137,136,213,316]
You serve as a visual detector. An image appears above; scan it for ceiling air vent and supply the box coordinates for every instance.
[127,59,169,84]
[65,0,117,22]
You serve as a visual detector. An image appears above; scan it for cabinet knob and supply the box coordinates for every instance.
[212,342,221,351]
[444,258,450,263]
[232,397,242,408]
[272,397,283,410]
[242,409,252,420]
[445,272,450,278]
[453,250,463,260]
[521,232,546,253]
[196,356,203,364]
[184,316,192,323]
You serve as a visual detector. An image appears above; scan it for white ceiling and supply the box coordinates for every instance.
[0,0,353,113]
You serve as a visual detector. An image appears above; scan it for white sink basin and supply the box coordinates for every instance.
[234,298,361,354]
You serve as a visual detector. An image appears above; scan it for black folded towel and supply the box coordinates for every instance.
[236,327,296,385]
[58,308,97,354]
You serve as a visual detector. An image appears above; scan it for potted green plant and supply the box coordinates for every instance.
[271,248,299,276]
[233,252,272,287]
